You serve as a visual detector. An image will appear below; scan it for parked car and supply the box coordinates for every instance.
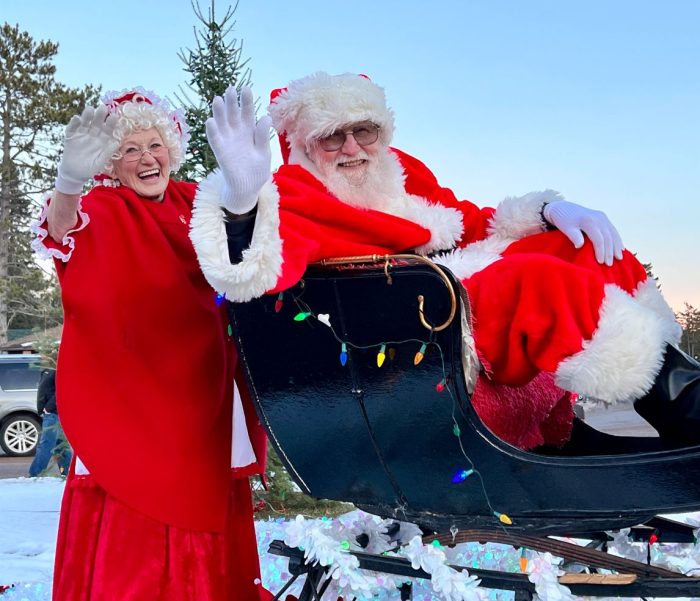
[0,354,42,456]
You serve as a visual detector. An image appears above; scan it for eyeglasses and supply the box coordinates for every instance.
[317,122,380,152]
[112,142,169,163]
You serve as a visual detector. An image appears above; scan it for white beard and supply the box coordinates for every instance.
[307,147,407,213]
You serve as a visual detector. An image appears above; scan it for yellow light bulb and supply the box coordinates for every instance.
[498,513,513,525]
[377,344,386,367]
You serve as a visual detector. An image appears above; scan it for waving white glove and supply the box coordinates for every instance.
[543,200,624,266]
[206,86,272,214]
[55,105,119,195]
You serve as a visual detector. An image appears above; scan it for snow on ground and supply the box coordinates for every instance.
[0,477,698,600]
[0,478,62,588]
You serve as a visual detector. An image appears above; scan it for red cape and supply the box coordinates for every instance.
[50,181,264,532]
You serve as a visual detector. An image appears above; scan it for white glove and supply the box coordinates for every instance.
[55,105,119,195]
[543,200,624,266]
[206,86,272,214]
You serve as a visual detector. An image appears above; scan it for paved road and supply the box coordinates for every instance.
[0,450,65,478]
[583,402,657,437]
[0,453,32,478]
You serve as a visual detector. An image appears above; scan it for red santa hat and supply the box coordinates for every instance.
[269,72,395,164]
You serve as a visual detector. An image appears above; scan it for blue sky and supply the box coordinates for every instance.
[5,0,699,311]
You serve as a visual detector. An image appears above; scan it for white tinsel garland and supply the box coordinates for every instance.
[284,514,483,601]
[280,510,700,601]
[284,514,400,597]
[607,524,700,577]
[401,536,481,601]
[527,552,574,601]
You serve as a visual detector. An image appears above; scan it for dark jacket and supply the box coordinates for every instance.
[36,369,57,414]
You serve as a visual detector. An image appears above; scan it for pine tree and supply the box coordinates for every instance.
[642,262,659,286]
[175,2,348,516]
[0,22,99,342]
[175,0,253,182]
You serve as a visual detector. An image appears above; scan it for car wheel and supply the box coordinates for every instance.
[0,414,41,456]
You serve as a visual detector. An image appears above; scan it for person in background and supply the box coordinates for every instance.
[28,367,72,477]
[32,88,268,601]
[190,73,699,450]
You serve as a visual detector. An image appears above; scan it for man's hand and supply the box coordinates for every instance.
[55,105,118,195]
[206,86,272,214]
[543,200,624,266]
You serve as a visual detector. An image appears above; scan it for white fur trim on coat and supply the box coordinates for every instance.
[379,152,463,253]
[632,278,683,345]
[190,170,283,302]
[433,191,569,280]
[433,235,514,280]
[487,189,563,241]
[433,189,564,279]
[404,195,464,254]
[555,284,667,403]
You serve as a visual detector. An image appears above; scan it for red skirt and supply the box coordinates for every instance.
[53,469,270,601]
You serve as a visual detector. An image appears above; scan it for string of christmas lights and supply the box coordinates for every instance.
[271,288,513,528]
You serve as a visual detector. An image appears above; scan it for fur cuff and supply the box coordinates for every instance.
[402,194,464,254]
[488,190,563,240]
[380,152,463,252]
[190,170,283,302]
[433,234,512,280]
[632,279,683,345]
[555,285,667,403]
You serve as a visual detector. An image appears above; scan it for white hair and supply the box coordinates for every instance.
[104,101,185,174]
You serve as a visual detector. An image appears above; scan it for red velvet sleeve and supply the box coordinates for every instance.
[392,148,495,247]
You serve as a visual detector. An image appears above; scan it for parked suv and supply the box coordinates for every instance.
[0,354,42,456]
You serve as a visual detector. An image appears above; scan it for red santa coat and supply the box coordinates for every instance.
[34,180,266,531]
[191,148,681,448]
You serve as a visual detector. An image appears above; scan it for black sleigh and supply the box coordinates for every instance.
[228,255,700,600]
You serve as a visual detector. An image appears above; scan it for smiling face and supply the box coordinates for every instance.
[308,122,382,188]
[112,127,170,200]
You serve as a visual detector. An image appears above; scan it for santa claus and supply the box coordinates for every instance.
[190,72,700,450]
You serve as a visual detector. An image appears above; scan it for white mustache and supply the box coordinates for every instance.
[334,150,370,166]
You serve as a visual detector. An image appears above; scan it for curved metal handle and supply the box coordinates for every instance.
[314,254,457,332]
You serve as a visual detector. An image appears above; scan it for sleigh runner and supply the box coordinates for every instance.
[227,255,700,599]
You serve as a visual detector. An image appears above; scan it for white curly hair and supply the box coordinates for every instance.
[101,88,190,175]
